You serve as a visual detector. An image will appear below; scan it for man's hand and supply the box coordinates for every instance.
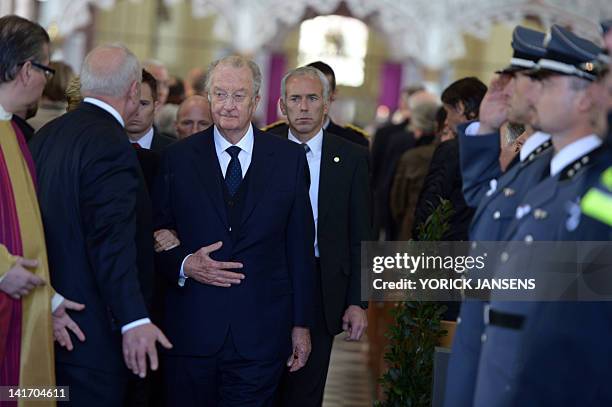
[53,298,86,351]
[342,305,368,341]
[478,74,512,134]
[184,241,244,287]
[153,229,180,252]
[0,257,44,299]
[122,323,172,378]
[286,327,311,372]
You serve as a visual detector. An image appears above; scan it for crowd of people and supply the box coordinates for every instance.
[1,10,612,407]
[0,14,370,407]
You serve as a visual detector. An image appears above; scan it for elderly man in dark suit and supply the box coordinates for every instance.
[30,44,171,406]
[153,55,315,407]
[273,66,372,407]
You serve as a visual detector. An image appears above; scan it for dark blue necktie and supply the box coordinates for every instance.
[225,146,242,196]
[301,143,311,186]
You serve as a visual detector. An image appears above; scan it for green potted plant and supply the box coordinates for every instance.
[376,199,452,407]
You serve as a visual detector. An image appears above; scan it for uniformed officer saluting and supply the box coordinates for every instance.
[444,25,552,407]
[473,25,612,406]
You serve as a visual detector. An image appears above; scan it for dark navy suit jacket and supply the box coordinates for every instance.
[29,102,150,374]
[153,125,315,361]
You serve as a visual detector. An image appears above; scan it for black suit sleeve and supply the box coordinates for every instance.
[348,150,373,308]
[370,132,387,188]
[79,132,148,327]
[135,148,161,193]
[412,140,457,238]
[151,151,191,283]
[286,149,316,328]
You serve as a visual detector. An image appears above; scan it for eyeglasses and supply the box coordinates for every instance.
[21,61,55,80]
[211,90,249,104]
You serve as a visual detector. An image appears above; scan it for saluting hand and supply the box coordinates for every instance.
[478,74,512,134]
[184,241,244,287]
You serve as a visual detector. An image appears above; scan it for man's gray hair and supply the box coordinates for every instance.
[408,101,440,134]
[280,66,330,102]
[142,59,165,70]
[80,43,142,98]
[204,55,262,98]
[503,122,526,146]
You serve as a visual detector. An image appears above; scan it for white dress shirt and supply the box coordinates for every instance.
[83,98,150,332]
[519,132,551,162]
[550,134,601,177]
[213,124,254,177]
[178,124,255,284]
[132,127,154,149]
[0,103,12,120]
[322,116,331,130]
[288,129,323,257]
[464,121,482,136]
[83,97,125,127]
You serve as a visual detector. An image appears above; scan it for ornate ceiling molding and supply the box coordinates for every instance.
[38,0,612,68]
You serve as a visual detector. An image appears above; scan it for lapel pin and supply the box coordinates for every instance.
[503,188,515,197]
[333,156,340,163]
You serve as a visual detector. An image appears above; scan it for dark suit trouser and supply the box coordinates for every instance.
[124,289,166,407]
[56,362,127,407]
[124,369,166,407]
[124,375,149,407]
[276,262,335,407]
[164,330,285,407]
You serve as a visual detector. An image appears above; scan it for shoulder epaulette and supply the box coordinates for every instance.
[345,123,369,138]
[261,119,287,132]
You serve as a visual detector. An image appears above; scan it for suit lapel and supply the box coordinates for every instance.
[240,128,275,226]
[318,131,341,226]
[191,128,229,228]
[151,128,159,151]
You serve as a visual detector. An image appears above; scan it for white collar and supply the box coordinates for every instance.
[83,97,125,127]
[550,134,601,176]
[519,132,551,162]
[288,128,324,156]
[133,127,154,149]
[322,116,331,130]
[0,104,12,121]
[214,123,254,155]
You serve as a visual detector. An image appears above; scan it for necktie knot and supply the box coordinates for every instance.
[301,143,311,154]
[226,145,241,159]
